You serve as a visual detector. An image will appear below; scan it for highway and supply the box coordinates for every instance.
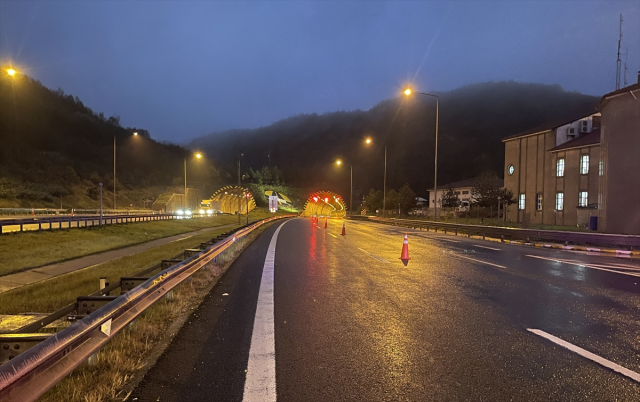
[131,217,640,401]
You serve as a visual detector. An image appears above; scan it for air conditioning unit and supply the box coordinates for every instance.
[567,127,576,136]
[580,120,589,133]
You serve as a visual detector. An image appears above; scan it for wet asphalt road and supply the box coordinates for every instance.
[131,218,640,401]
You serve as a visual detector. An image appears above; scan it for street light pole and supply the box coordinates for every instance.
[99,183,103,226]
[113,136,116,210]
[383,145,387,217]
[404,89,439,221]
[350,164,353,216]
[237,153,242,225]
[184,158,187,210]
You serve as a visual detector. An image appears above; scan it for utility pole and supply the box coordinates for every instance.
[113,136,116,209]
[616,14,623,90]
[184,158,187,210]
[99,183,103,227]
[383,145,387,217]
[238,153,242,225]
[350,164,353,216]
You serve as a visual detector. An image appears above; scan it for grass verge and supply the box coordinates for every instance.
[36,221,276,402]
[0,208,287,276]
[0,226,237,314]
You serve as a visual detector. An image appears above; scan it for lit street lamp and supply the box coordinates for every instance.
[404,88,439,221]
[6,68,16,76]
[335,137,372,215]
[184,152,203,210]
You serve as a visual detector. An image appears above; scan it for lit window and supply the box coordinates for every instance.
[519,194,525,210]
[536,194,543,211]
[556,192,564,211]
[599,159,604,176]
[557,158,565,177]
[580,155,589,174]
[579,191,588,207]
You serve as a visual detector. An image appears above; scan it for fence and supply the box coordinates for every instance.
[0,213,190,235]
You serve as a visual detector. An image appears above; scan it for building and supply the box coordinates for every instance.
[596,80,640,234]
[429,178,477,211]
[502,75,640,233]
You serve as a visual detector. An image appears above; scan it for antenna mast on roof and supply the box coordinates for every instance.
[623,47,628,87]
[616,14,623,90]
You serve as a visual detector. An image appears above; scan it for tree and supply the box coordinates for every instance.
[398,183,417,214]
[363,188,383,213]
[440,187,459,208]
[385,189,400,213]
[471,171,504,208]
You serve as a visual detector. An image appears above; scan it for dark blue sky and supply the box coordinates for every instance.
[1,1,638,142]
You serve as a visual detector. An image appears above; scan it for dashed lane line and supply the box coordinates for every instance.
[329,233,338,238]
[455,254,507,269]
[525,255,640,278]
[356,248,390,263]
[472,244,501,251]
[527,329,640,383]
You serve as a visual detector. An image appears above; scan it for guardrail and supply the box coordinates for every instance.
[0,213,194,234]
[0,214,293,401]
[349,216,640,249]
[0,208,154,216]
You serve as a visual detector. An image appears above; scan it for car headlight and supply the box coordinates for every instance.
[207,210,213,215]
[199,209,205,215]
[185,210,192,216]
[176,210,184,215]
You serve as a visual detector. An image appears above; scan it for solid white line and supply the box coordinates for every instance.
[357,247,390,263]
[527,329,640,383]
[525,255,640,278]
[242,221,288,402]
[455,254,507,269]
[472,244,501,251]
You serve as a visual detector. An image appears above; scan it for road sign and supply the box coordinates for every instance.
[269,195,278,212]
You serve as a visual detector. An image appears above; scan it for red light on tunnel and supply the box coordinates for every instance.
[324,197,329,202]
[336,197,340,201]
[313,196,318,202]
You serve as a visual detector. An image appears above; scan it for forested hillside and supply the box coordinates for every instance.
[0,73,218,208]
[190,82,599,199]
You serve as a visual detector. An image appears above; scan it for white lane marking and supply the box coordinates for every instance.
[242,221,288,402]
[434,237,460,243]
[329,233,338,238]
[357,247,390,263]
[526,255,640,278]
[472,244,501,251]
[527,329,640,383]
[455,254,507,269]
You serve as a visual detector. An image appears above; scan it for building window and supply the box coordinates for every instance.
[579,191,588,207]
[580,155,589,174]
[556,192,564,211]
[536,194,543,211]
[519,194,525,210]
[599,159,604,176]
[507,165,515,175]
[556,158,565,177]
[462,190,469,195]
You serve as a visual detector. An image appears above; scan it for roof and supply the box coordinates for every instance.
[502,112,597,142]
[549,128,600,152]
[596,82,640,110]
[439,178,477,189]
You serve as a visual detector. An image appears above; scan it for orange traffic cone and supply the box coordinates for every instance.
[71,208,74,216]
[324,218,328,229]
[341,222,346,236]
[399,233,410,266]
[31,208,35,217]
